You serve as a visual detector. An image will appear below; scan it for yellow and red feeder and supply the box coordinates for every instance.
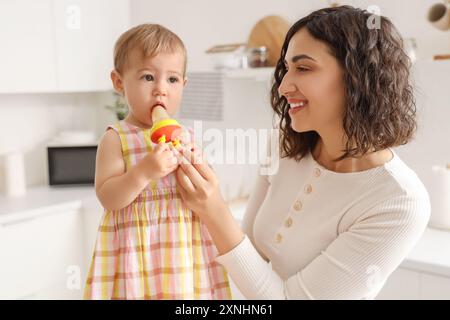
[149,118,182,146]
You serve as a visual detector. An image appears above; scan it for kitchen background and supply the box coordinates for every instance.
[0,0,449,299]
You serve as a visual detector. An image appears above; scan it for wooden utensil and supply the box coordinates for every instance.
[433,54,450,60]
[247,15,291,67]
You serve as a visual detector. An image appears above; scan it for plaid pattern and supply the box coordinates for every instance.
[83,121,232,299]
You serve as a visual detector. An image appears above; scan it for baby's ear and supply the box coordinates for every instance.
[111,70,124,95]
[183,77,188,87]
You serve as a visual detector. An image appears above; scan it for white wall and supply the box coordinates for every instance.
[357,0,450,59]
[0,92,117,190]
[130,0,315,70]
[396,61,450,203]
[130,0,450,71]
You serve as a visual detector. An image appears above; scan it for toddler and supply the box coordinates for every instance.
[83,24,232,300]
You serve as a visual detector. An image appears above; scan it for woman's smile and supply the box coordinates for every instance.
[288,99,308,116]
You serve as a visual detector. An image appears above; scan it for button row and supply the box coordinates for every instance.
[274,167,322,244]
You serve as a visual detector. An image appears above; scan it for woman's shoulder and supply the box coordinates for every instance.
[381,150,430,201]
[358,151,431,228]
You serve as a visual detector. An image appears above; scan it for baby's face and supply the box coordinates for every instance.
[119,49,186,128]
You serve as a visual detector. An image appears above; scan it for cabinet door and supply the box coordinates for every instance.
[81,196,103,269]
[421,273,450,300]
[375,268,421,300]
[0,0,57,93]
[0,209,84,299]
[52,0,129,92]
[33,208,85,299]
[0,216,41,299]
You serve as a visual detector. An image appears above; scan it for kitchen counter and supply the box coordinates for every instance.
[1,185,450,279]
[0,185,96,225]
[0,185,248,225]
[402,227,450,277]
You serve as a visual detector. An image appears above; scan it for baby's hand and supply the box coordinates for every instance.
[139,143,178,180]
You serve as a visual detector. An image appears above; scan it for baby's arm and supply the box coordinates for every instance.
[95,129,178,211]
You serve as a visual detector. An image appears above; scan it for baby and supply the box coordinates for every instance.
[83,24,232,300]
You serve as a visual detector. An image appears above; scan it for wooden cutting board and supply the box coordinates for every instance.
[247,15,291,67]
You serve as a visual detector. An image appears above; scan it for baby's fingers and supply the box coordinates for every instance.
[154,142,170,154]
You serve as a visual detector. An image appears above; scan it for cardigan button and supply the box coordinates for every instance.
[285,217,293,228]
[293,200,302,211]
[304,184,313,194]
[275,233,283,243]
[314,168,322,177]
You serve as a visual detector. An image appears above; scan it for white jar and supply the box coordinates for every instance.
[429,165,450,230]
[3,152,27,197]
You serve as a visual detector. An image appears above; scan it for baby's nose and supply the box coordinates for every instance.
[153,86,167,96]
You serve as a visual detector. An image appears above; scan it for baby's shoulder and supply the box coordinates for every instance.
[98,127,122,154]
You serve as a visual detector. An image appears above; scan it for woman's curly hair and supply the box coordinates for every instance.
[271,5,417,162]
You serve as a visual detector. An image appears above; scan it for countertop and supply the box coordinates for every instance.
[0,185,247,225]
[1,185,449,278]
[0,185,96,225]
[402,227,450,277]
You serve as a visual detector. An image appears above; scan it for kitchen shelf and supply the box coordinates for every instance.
[188,68,275,82]
[223,67,275,81]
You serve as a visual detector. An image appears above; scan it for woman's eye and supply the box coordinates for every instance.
[169,77,179,83]
[297,66,310,72]
[143,74,154,81]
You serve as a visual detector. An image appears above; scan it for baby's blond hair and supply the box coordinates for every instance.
[113,23,187,76]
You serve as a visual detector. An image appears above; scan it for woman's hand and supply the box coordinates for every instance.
[174,144,245,255]
[174,145,227,218]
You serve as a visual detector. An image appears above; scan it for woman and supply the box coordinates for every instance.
[175,6,430,299]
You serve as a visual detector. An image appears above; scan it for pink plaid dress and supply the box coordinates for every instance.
[83,120,232,299]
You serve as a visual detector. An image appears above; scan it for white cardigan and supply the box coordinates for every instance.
[215,149,430,299]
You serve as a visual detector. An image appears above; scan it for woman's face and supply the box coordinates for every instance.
[278,27,347,135]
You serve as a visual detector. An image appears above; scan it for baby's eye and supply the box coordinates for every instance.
[143,74,154,81]
[168,77,179,83]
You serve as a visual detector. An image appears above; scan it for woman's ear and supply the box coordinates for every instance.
[111,70,124,95]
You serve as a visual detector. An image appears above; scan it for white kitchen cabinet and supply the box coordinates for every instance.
[0,0,58,93]
[376,267,450,300]
[80,195,104,267]
[421,273,450,300]
[0,215,41,299]
[0,207,85,299]
[53,0,129,92]
[0,0,129,94]
[376,268,421,300]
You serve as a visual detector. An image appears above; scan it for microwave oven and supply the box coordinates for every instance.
[47,144,97,186]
